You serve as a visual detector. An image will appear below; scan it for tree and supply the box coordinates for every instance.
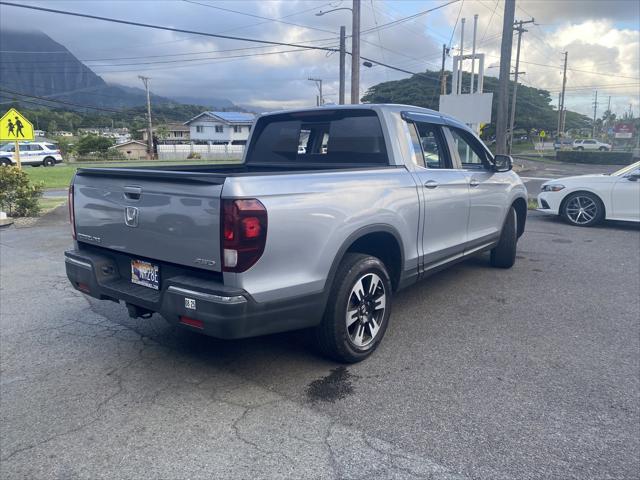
[155,125,170,141]
[47,119,58,133]
[361,70,590,134]
[76,135,114,155]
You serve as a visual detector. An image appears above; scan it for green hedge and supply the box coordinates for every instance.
[556,151,634,165]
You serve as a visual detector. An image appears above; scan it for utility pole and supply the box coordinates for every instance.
[138,75,153,159]
[592,90,598,138]
[457,18,465,94]
[351,0,361,104]
[440,43,448,95]
[495,0,516,155]
[559,51,568,135]
[508,18,535,154]
[339,26,346,105]
[308,78,323,106]
[470,14,478,94]
[557,92,562,136]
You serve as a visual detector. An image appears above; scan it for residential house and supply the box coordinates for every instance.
[184,111,255,145]
[139,123,190,143]
[34,130,46,137]
[53,131,73,137]
[111,140,148,160]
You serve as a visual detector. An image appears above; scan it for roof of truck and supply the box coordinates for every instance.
[256,103,468,132]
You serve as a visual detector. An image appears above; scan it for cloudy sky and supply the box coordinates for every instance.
[1,0,639,116]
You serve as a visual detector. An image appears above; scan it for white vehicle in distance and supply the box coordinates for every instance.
[0,142,63,167]
[537,161,640,226]
[573,139,612,151]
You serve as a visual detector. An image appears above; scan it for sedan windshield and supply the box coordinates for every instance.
[613,162,640,176]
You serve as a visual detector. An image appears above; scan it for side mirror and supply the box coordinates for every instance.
[493,154,513,172]
[625,173,640,182]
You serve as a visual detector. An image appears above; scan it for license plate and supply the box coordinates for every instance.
[131,259,159,290]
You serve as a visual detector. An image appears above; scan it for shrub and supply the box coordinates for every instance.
[76,135,114,155]
[187,152,202,159]
[0,166,44,217]
[556,151,633,165]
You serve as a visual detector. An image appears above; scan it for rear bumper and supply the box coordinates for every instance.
[65,248,324,339]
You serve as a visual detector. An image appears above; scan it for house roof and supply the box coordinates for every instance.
[137,123,190,133]
[184,111,255,126]
[111,140,147,148]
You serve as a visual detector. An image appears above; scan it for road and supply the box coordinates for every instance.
[514,157,622,198]
[1,207,638,479]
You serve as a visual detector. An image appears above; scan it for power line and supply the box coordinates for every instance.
[0,2,341,53]
[361,0,461,35]
[0,87,126,113]
[181,0,338,35]
[448,0,465,49]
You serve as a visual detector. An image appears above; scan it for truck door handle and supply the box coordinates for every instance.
[124,186,142,200]
[424,180,439,189]
[469,178,480,187]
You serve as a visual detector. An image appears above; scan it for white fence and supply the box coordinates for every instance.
[157,144,244,160]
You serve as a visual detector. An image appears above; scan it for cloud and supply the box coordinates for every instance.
[0,0,637,115]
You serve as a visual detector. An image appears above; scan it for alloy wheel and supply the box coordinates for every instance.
[565,195,598,225]
[345,273,386,348]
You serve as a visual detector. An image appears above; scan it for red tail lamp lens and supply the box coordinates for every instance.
[68,184,76,240]
[221,199,267,272]
[242,217,261,238]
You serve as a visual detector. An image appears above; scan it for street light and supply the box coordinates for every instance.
[316,1,360,104]
[315,7,352,16]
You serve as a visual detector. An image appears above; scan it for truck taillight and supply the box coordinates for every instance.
[221,199,267,272]
[68,184,76,239]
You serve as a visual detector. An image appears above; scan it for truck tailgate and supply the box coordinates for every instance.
[73,169,223,272]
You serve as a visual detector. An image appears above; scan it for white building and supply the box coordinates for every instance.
[184,111,255,145]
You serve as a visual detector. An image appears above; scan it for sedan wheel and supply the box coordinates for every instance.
[562,192,604,227]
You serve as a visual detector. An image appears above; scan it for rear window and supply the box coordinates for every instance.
[245,109,389,165]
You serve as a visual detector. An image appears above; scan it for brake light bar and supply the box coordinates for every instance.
[221,199,267,272]
[68,183,76,239]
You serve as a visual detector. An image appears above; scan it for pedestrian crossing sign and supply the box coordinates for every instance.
[0,108,34,142]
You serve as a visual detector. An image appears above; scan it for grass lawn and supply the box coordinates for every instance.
[24,158,239,189]
[39,196,67,213]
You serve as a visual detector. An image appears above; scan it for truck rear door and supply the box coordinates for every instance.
[73,169,224,272]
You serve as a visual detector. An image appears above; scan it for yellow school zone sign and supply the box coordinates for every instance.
[0,108,34,142]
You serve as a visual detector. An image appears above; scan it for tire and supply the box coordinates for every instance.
[561,192,604,227]
[315,253,392,363]
[43,157,56,167]
[0,158,11,166]
[490,206,518,268]
[576,146,584,151]
[599,147,608,152]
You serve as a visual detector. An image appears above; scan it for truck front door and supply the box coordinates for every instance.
[445,126,509,251]
[404,115,470,271]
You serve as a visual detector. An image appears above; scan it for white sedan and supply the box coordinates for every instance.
[537,161,640,226]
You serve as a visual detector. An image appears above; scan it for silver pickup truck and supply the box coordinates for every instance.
[65,104,527,362]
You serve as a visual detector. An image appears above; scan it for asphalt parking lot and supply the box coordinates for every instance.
[1,207,638,479]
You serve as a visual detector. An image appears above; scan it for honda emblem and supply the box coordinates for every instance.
[124,206,139,227]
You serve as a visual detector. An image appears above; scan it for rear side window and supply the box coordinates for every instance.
[246,110,388,165]
[44,144,58,150]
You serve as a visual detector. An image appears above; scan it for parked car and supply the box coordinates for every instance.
[0,142,63,167]
[64,105,528,363]
[553,138,574,150]
[537,161,640,226]
[573,139,611,151]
